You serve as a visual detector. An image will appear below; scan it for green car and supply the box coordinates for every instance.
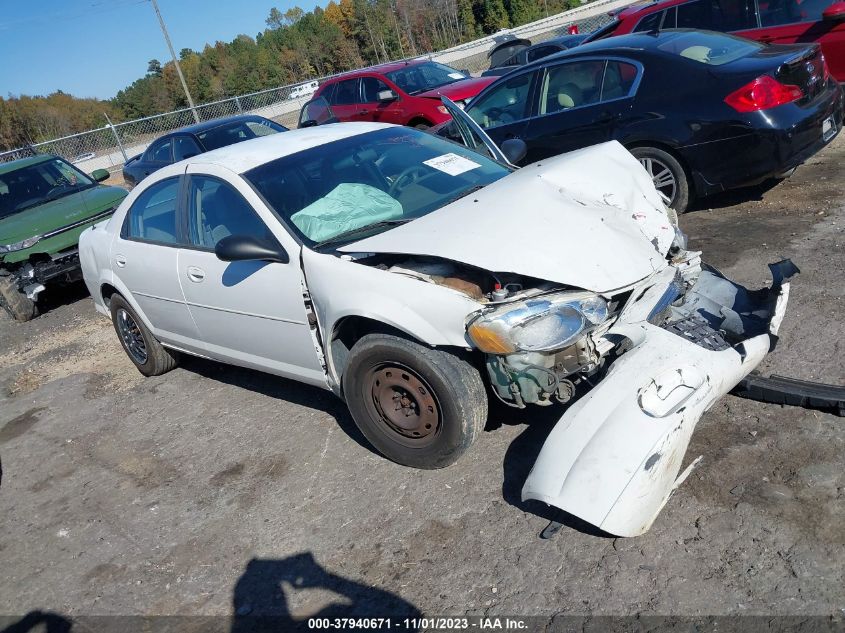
[0,155,127,321]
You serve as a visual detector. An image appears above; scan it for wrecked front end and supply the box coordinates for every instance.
[515,255,797,536]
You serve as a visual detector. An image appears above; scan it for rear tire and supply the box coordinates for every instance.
[412,121,432,130]
[110,294,179,376]
[630,146,691,213]
[0,274,38,322]
[343,333,487,469]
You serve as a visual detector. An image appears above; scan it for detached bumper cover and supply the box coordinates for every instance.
[522,260,796,537]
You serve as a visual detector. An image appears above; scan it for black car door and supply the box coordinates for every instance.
[463,70,540,150]
[519,58,641,162]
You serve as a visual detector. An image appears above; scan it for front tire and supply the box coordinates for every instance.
[343,333,487,469]
[630,146,691,213]
[110,294,178,376]
[0,274,38,322]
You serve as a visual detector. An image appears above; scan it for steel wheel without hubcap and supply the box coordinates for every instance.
[638,156,677,204]
[364,363,441,447]
[116,308,148,365]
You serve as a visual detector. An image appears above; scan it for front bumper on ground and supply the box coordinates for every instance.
[522,260,796,537]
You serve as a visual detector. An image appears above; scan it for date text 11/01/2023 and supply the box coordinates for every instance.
[307,617,529,630]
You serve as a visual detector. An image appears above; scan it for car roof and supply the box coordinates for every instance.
[519,29,711,69]
[175,121,393,176]
[166,113,273,136]
[616,0,685,19]
[0,154,54,176]
[323,58,431,81]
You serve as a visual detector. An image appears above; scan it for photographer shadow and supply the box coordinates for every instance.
[231,552,422,632]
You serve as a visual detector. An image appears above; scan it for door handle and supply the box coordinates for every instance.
[359,109,370,115]
[595,111,616,124]
[114,255,126,268]
[505,133,521,139]
[186,266,205,283]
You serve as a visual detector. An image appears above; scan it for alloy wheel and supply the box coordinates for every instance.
[116,308,148,365]
[638,156,677,204]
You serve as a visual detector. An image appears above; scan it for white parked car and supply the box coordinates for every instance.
[79,100,795,536]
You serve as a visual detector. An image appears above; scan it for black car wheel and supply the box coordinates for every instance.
[630,147,691,213]
[343,333,487,469]
[0,274,38,322]
[110,294,179,376]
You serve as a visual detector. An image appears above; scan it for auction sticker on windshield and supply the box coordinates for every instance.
[424,153,481,176]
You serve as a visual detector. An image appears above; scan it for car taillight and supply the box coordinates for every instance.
[724,75,803,112]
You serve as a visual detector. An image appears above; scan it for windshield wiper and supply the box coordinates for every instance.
[443,184,485,207]
[312,218,413,250]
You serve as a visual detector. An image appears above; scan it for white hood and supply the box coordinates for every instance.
[342,141,676,294]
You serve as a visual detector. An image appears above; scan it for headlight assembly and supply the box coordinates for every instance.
[467,292,608,354]
[0,235,41,254]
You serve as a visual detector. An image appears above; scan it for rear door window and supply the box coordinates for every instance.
[537,60,606,114]
[333,79,360,105]
[601,61,640,100]
[124,177,180,244]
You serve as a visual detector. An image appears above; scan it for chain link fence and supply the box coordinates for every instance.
[0,0,630,178]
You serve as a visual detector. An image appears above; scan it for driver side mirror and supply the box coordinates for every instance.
[215,234,289,264]
[822,1,845,21]
[91,169,110,182]
[377,89,398,102]
[500,138,527,165]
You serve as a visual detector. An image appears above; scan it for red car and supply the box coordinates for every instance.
[585,0,845,80]
[313,60,496,129]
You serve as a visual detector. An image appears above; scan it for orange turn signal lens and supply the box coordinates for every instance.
[467,321,516,354]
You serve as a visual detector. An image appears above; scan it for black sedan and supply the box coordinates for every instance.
[122,114,288,187]
[452,29,843,212]
[481,34,589,77]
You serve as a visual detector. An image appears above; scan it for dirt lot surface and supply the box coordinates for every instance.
[1,136,843,627]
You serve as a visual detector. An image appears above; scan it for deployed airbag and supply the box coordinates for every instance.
[291,183,403,242]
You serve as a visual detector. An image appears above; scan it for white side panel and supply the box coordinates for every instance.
[302,249,483,387]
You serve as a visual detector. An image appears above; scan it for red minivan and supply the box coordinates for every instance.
[585,0,845,80]
[313,60,496,129]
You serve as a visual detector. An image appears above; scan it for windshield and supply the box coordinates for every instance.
[245,127,509,248]
[657,30,763,65]
[197,118,288,151]
[0,158,94,219]
[385,62,468,95]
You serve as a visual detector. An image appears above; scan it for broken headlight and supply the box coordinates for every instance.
[0,235,41,254]
[467,292,608,354]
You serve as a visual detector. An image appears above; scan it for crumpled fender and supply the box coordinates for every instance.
[522,264,793,537]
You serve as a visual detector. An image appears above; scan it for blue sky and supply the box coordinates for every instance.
[0,0,320,100]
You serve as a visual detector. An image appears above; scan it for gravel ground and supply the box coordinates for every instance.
[1,136,843,628]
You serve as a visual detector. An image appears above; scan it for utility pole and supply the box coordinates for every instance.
[150,0,200,123]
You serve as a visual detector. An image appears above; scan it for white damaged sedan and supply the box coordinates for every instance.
[80,102,795,536]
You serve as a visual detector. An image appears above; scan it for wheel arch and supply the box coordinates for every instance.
[326,314,478,397]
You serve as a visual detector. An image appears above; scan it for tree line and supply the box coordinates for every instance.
[0,0,576,152]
